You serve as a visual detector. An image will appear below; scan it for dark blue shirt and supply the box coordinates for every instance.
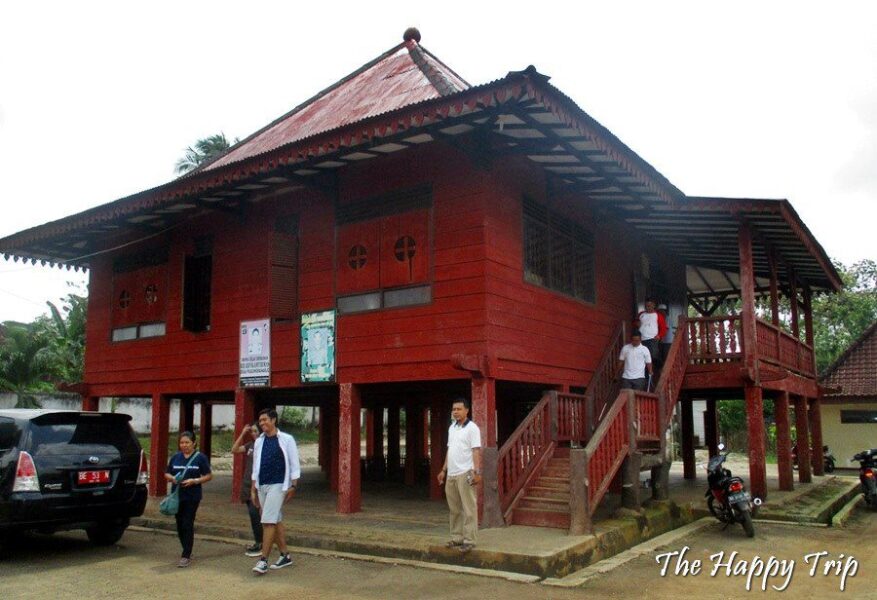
[259,435,286,485]
[166,451,211,502]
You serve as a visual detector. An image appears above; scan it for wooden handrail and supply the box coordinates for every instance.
[584,320,627,437]
[496,393,553,513]
[755,317,815,376]
[583,390,630,513]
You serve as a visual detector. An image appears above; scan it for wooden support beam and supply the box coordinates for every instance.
[738,220,759,383]
[429,398,446,501]
[232,388,256,504]
[704,399,719,458]
[337,383,362,514]
[794,396,812,484]
[775,391,794,491]
[803,285,815,348]
[387,406,401,481]
[82,396,99,412]
[769,249,781,326]
[789,269,800,339]
[745,384,768,500]
[179,398,194,435]
[149,393,170,497]
[370,406,385,481]
[568,448,592,535]
[199,402,212,458]
[681,397,696,480]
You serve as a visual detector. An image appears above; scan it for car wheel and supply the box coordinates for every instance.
[86,521,128,546]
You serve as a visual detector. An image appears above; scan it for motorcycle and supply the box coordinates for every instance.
[705,444,760,537]
[792,444,836,473]
[852,449,877,508]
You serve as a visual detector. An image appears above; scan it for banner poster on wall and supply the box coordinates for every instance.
[300,310,336,383]
[239,319,271,387]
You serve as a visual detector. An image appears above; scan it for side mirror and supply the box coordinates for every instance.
[718,443,726,451]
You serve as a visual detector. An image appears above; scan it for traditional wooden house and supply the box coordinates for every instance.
[820,321,877,468]
[0,29,841,532]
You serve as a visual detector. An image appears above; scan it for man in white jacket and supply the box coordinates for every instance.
[250,408,301,575]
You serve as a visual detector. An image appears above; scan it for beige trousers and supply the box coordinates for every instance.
[446,472,478,544]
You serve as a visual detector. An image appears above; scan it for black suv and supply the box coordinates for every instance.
[0,410,148,545]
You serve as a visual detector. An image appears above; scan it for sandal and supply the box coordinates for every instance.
[445,540,463,548]
[459,543,475,553]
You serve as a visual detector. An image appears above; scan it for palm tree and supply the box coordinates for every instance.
[174,133,237,175]
[0,323,57,408]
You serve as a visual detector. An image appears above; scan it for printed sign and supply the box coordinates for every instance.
[239,319,270,387]
[301,310,335,383]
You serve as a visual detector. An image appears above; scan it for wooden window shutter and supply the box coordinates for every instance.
[270,217,299,319]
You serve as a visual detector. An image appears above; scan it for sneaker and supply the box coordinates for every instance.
[245,543,262,557]
[269,554,293,570]
[252,558,269,574]
[178,557,191,568]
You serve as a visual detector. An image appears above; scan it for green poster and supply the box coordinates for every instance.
[301,310,336,383]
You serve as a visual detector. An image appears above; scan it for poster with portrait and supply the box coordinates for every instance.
[300,310,335,383]
[239,319,271,387]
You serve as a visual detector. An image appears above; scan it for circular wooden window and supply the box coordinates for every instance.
[348,245,367,270]
[394,236,416,261]
[118,290,131,309]
[145,284,158,305]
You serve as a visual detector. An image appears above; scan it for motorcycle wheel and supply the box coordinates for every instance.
[707,495,722,520]
[740,510,755,538]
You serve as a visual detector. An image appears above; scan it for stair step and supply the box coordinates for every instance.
[553,447,571,458]
[527,486,571,500]
[531,479,570,490]
[542,466,570,476]
[519,496,570,511]
[511,507,570,529]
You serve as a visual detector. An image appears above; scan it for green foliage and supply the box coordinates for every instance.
[813,259,877,373]
[174,133,238,175]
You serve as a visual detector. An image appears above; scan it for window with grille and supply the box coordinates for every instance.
[523,198,595,303]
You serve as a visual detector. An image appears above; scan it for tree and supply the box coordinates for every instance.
[44,291,87,384]
[812,259,877,373]
[0,322,57,408]
[174,133,237,175]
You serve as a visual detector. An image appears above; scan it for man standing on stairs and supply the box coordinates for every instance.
[619,330,653,391]
[634,298,668,372]
[437,398,482,553]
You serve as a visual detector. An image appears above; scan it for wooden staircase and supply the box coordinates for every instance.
[494,318,692,533]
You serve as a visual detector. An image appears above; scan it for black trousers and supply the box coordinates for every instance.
[246,498,263,544]
[175,498,200,558]
[642,338,661,371]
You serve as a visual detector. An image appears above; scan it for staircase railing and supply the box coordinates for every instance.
[584,320,627,437]
[655,316,690,434]
[497,394,553,514]
[581,390,631,519]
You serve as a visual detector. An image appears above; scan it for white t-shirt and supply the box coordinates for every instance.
[638,311,659,340]
[619,343,652,380]
[447,420,482,476]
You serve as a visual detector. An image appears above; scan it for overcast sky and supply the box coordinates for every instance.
[1,1,875,323]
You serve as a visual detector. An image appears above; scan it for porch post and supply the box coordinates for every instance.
[82,396,99,411]
[199,401,213,458]
[387,406,401,480]
[179,398,194,434]
[370,406,385,481]
[622,391,642,510]
[681,396,696,480]
[149,393,170,497]
[337,383,362,513]
[738,220,759,380]
[775,391,794,491]
[429,397,446,500]
[404,401,420,486]
[745,384,768,500]
[789,271,800,340]
[232,388,256,503]
[769,250,780,326]
[704,399,719,458]
[329,401,339,492]
[318,406,326,470]
[569,448,592,535]
[809,396,825,476]
[794,395,812,483]
[471,376,497,447]
[803,285,815,347]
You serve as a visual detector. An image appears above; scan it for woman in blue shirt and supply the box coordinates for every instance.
[164,431,212,567]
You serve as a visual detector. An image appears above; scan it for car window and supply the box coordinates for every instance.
[27,414,140,456]
[0,417,21,452]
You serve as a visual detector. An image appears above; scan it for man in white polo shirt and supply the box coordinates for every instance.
[436,397,481,552]
[619,329,653,391]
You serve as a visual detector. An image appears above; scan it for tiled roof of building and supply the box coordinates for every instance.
[821,320,877,399]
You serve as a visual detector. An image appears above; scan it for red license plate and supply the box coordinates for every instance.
[78,470,110,485]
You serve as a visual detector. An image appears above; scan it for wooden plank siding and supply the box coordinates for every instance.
[81,140,686,398]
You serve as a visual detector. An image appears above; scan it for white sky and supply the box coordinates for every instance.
[1,1,876,323]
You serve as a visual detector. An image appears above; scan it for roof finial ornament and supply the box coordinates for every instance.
[403,27,421,43]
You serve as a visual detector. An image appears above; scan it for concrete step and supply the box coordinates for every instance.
[511,507,571,529]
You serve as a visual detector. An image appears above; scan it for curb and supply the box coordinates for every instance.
[831,494,864,528]
[127,525,541,583]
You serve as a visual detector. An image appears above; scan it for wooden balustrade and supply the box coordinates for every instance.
[584,391,630,511]
[556,392,587,442]
[634,391,660,440]
[584,320,626,437]
[657,317,690,426]
[497,394,553,513]
[755,318,815,376]
[687,316,742,364]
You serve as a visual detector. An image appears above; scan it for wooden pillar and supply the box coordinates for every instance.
[809,397,825,476]
[681,397,696,480]
[794,396,812,483]
[318,406,326,470]
[365,409,375,460]
[470,377,497,447]
[387,406,401,480]
[149,393,170,497]
[775,391,794,491]
[404,402,420,486]
[328,401,339,492]
[738,221,759,379]
[768,250,780,326]
[429,397,446,500]
[371,406,385,481]
[81,396,99,411]
[803,286,815,347]
[421,408,430,458]
[622,391,642,510]
[199,402,212,458]
[179,398,194,434]
[232,388,256,504]
[568,448,592,535]
[704,399,719,458]
[745,384,767,500]
[337,383,362,513]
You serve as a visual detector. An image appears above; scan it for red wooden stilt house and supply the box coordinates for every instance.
[0,29,842,532]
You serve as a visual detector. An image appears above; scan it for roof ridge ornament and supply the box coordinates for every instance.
[403,27,421,43]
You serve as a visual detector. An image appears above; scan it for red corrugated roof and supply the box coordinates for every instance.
[821,321,877,399]
[198,39,469,173]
